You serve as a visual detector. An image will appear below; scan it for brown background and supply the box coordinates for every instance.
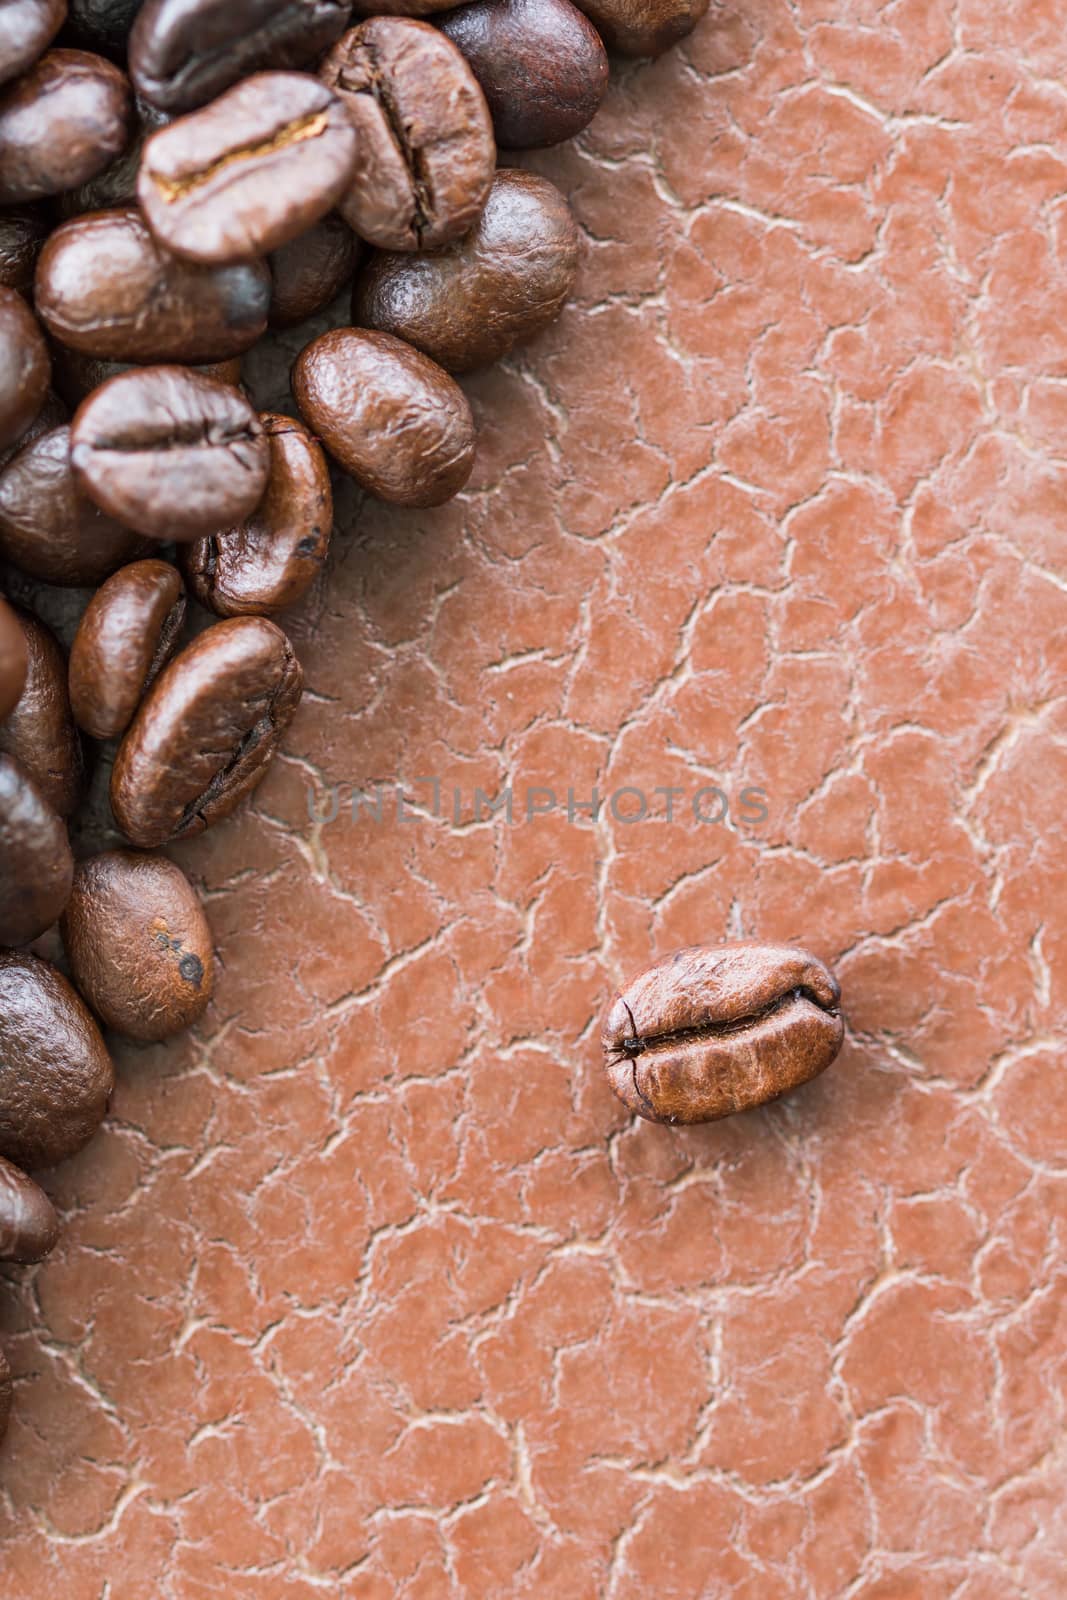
[3,0,1067,1593]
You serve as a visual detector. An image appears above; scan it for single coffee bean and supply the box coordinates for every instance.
[320,19,494,252]
[111,615,303,845]
[0,950,114,1169]
[0,0,66,87]
[0,753,74,945]
[36,207,271,364]
[183,414,331,616]
[131,0,351,113]
[137,72,357,264]
[0,203,51,295]
[61,849,214,1039]
[0,49,132,204]
[0,424,149,585]
[570,0,706,56]
[354,167,579,371]
[0,285,50,452]
[66,0,143,57]
[69,558,185,738]
[268,213,360,329]
[0,608,84,816]
[50,347,242,409]
[54,95,169,218]
[601,941,844,1125]
[440,0,608,149]
[0,595,28,720]
[293,327,475,506]
[0,1154,59,1262]
[70,366,269,541]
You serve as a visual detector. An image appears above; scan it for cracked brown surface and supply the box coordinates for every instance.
[2,0,1067,1593]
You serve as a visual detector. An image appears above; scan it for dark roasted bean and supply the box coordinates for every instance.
[0,949,113,1169]
[0,285,50,451]
[0,753,74,946]
[36,207,271,363]
[0,1154,59,1262]
[268,213,360,329]
[293,326,475,506]
[570,0,706,56]
[440,0,608,149]
[0,49,132,204]
[110,615,303,845]
[601,942,845,1125]
[70,366,269,541]
[183,414,331,616]
[0,0,66,87]
[131,0,351,113]
[0,595,28,720]
[69,558,185,738]
[354,167,578,370]
[320,18,494,252]
[66,0,143,57]
[0,424,149,584]
[0,203,51,295]
[62,849,214,1039]
[137,71,357,263]
[0,608,84,816]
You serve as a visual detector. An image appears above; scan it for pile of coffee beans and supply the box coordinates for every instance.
[0,0,709,1446]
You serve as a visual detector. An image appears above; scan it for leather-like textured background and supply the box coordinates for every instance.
[3,1,1066,1593]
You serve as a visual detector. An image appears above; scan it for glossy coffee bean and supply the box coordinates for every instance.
[70,366,269,541]
[268,213,360,329]
[0,204,51,295]
[0,285,50,452]
[320,19,493,252]
[294,327,475,506]
[0,753,74,946]
[137,72,357,264]
[184,415,331,616]
[62,850,214,1040]
[36,207,271,363]
[131,0,351,113]
[440,0,608,149]
[0,595,28,720]
[111,615,303,846]
[66,0,143,57]
[0,949,114,1169]
[51,347,242,409]
[69,558,185,739]
[354,168,578,371]
[0,1154,59,1262]
[54,95,169,218]
[0,608,84,816]
[601,941,844,1125]
[0,49,132,204]
[570,0,706,56]
[0,424,149,585]
[0,0,65,86]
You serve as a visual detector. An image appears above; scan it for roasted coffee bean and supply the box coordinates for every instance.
[69,558,185,738]
[0,203,51,295]
[0,1154,59,1262]
[0,949,114,1169]
[66,0,143,57]
[0,424,149,584]
[320,19,494,252]
[268,213,360,329]
[0,0,66,86]
[51,347,242,409]
[0,595,28,720]
[131,0,351,113]
[62,850,214,1039]
[184,414,331,616]
[440,0,608,149]
[570,0,706,56]
[294,327,475,506]
[70,366,269,541]
[0,49,132,204]
[0,285,50,452]
[0,608,84,816]
[36,207,271,363]
[354,168,579,370]
[54,95,169,217]
[0,753,74,945]
[601,941,844,1125]
[137,72,357,264]
[111,615,303,845]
